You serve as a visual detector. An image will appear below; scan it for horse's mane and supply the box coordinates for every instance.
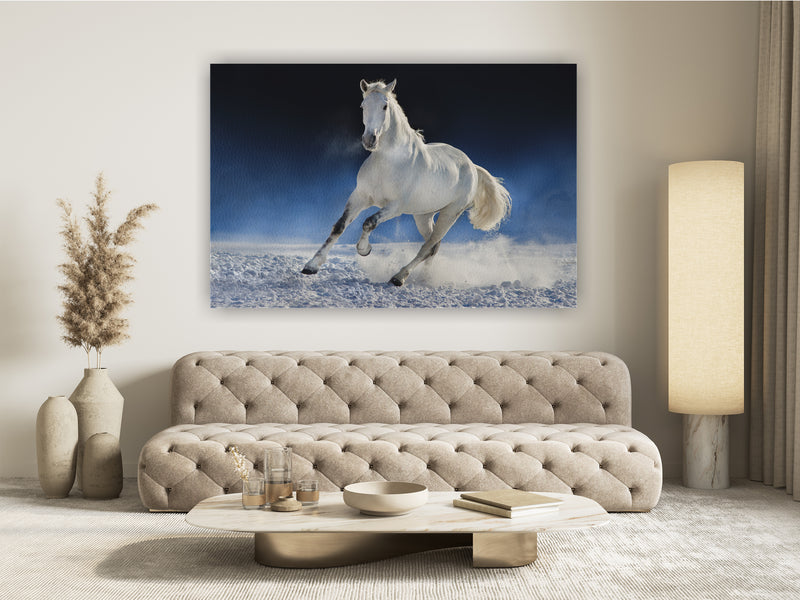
[363,80,425,142]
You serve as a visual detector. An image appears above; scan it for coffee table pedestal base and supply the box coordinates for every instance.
[472,532,538,567]
[253,532,537,568]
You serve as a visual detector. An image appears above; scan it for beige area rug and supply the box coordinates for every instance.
[0,479,798,600]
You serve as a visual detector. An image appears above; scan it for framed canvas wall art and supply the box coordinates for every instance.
[210,63,576,308]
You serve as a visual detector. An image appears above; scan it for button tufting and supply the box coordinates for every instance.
[196,464,201,469]
[244,403,250,409]
[166,487,172,493]
[223,487,229,493]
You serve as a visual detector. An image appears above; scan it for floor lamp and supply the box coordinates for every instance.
[668,160,744,489]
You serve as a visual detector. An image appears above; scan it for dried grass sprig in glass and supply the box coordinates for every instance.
[57,173,157,368]
[229,446,250,482]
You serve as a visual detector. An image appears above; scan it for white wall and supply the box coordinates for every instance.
[0,1,758,480]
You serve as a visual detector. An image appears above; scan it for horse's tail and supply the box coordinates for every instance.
[469,166,512,231]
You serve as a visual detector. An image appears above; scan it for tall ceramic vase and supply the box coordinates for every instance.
[35,395,79,498]
[69,369,124,490]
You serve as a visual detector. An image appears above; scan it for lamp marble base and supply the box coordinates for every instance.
[683,414,729,489]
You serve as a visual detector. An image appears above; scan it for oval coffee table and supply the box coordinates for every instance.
[187,491,608,568]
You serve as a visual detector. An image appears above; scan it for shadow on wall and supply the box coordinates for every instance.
[0,191,54,361]
[117,368,172,463]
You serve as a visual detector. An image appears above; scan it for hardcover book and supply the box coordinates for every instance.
[453,498,560,518]
[459,490,563,511]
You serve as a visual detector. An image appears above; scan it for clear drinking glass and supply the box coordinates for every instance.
[241,477,266,509]
[296,479,319,506]
[266,447,293,505]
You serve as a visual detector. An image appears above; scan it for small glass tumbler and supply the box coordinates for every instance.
[241,478,266,510]
[296,479,319,506]
[266,447,293,505]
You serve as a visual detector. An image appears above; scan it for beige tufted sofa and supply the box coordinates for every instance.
[137,351,662,512]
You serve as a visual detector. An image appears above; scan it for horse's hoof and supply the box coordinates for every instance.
[389,276,404,287]
[301,266,318,275]
[357,245,372,257]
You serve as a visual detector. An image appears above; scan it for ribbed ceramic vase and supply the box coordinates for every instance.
[35,395,79,498]
[69,369,124,490]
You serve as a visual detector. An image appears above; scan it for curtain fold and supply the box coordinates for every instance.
[751,1,800,500]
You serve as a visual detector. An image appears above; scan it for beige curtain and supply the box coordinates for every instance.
[751,1,800,500]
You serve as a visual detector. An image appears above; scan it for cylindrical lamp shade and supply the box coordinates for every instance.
[668,161,744,415]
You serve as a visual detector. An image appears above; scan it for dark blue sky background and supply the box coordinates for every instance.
[211,64,576,245]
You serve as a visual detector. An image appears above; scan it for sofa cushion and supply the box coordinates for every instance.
[171,351,632,427]
[138,422,662,512]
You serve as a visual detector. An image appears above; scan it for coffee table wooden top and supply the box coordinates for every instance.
[187,491,609,534]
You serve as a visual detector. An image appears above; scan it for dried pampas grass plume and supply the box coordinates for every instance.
[229,446,250,482]
[57,173,158,368]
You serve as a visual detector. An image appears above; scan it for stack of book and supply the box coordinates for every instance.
[453,489,563,518]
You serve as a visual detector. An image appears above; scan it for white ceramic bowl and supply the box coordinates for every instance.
[343,481,429,516]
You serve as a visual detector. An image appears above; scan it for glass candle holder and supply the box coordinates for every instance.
[296,479,319,506]
[266,447,293,505]
[241,477,266,509]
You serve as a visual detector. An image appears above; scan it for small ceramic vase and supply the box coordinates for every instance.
[82,432,123,499]
[35,395,79,498]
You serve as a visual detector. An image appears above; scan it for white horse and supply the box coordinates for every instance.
[301,79,512,287]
